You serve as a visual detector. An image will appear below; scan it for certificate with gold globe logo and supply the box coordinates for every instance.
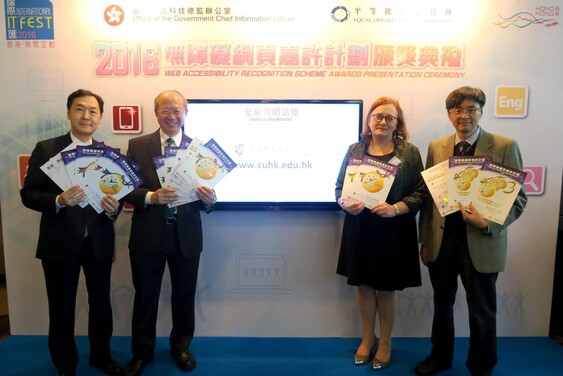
[57,145,143,213]
[447,156,492,211]
[468,160,527,225]
[423,156,526,224]
[153,137,237,206]
[341,154,398,209]
[181,138,237,202]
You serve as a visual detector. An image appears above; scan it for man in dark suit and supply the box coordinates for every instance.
[122,90,216,376]
[415,87,527,376]
[20,89,123,376]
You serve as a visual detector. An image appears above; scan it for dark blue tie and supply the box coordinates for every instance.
[165,137,174,151]
[456,141,470,156]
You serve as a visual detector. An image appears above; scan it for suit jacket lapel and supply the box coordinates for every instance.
[53,133,73,155]
[149,130,162,157]
[474,128,494,156]
[436,129,494,161]
[146,130,190,159]
[437,135,455,163]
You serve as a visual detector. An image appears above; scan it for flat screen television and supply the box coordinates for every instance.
[184,99,363,210]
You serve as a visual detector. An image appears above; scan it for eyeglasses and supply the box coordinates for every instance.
[73,106,100,117]
[371,114,397,123]
[449,107,481,116]
[157,109,184,117]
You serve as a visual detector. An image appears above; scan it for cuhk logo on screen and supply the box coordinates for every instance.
[495,85,528,118]
[112,105,142,133]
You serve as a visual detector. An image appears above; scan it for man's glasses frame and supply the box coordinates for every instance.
[449,107,482,116]
[157,109,185,117]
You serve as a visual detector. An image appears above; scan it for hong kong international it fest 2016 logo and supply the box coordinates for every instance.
[104,5,125,26]
[495,5,559,28]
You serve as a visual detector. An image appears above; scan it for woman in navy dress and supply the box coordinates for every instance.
[335,97,426,370]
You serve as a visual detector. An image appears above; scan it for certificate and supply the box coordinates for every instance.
[165,138,203,206]
[340,155,398,209]
[469,160,527,225]
[340,155,363,204]
[160,138,237,207]
[447,156,491,211]
[40,143,75,193]
[180,138,237,200]
[74,146,143,213]
[59,148,89,208]
[47,145,142,213]
[421,160,456,217]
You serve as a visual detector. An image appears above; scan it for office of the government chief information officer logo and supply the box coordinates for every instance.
[104,5,125,26]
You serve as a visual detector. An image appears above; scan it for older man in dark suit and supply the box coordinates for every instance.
[122,90,216,376]
[21,89,122,376]
[415,87,527,376]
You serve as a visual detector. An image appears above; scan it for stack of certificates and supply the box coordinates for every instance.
[41,144,144,213]
[421,157,527,224]
[153,137,237,207]
[340,155,400,209]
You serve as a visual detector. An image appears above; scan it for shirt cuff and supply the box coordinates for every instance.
[55,195,64,212]
[145,191,153,206]
[483,223,491,234]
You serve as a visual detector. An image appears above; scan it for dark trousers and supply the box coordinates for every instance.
[129,224,200,360]
[428,232,498,376]
[41,236,114,374]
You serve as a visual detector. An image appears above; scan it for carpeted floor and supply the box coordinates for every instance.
[0,336,561,375]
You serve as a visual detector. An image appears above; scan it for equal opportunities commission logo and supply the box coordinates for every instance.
[329,5,454,24]
[331,6,350,22]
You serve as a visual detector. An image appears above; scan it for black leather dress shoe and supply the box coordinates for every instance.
[123,357,150,376]
[90,359,123,376]
[171,349,196,371]
[414,357,451,376]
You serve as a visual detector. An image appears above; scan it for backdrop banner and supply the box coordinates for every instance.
[1,0,561,337]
